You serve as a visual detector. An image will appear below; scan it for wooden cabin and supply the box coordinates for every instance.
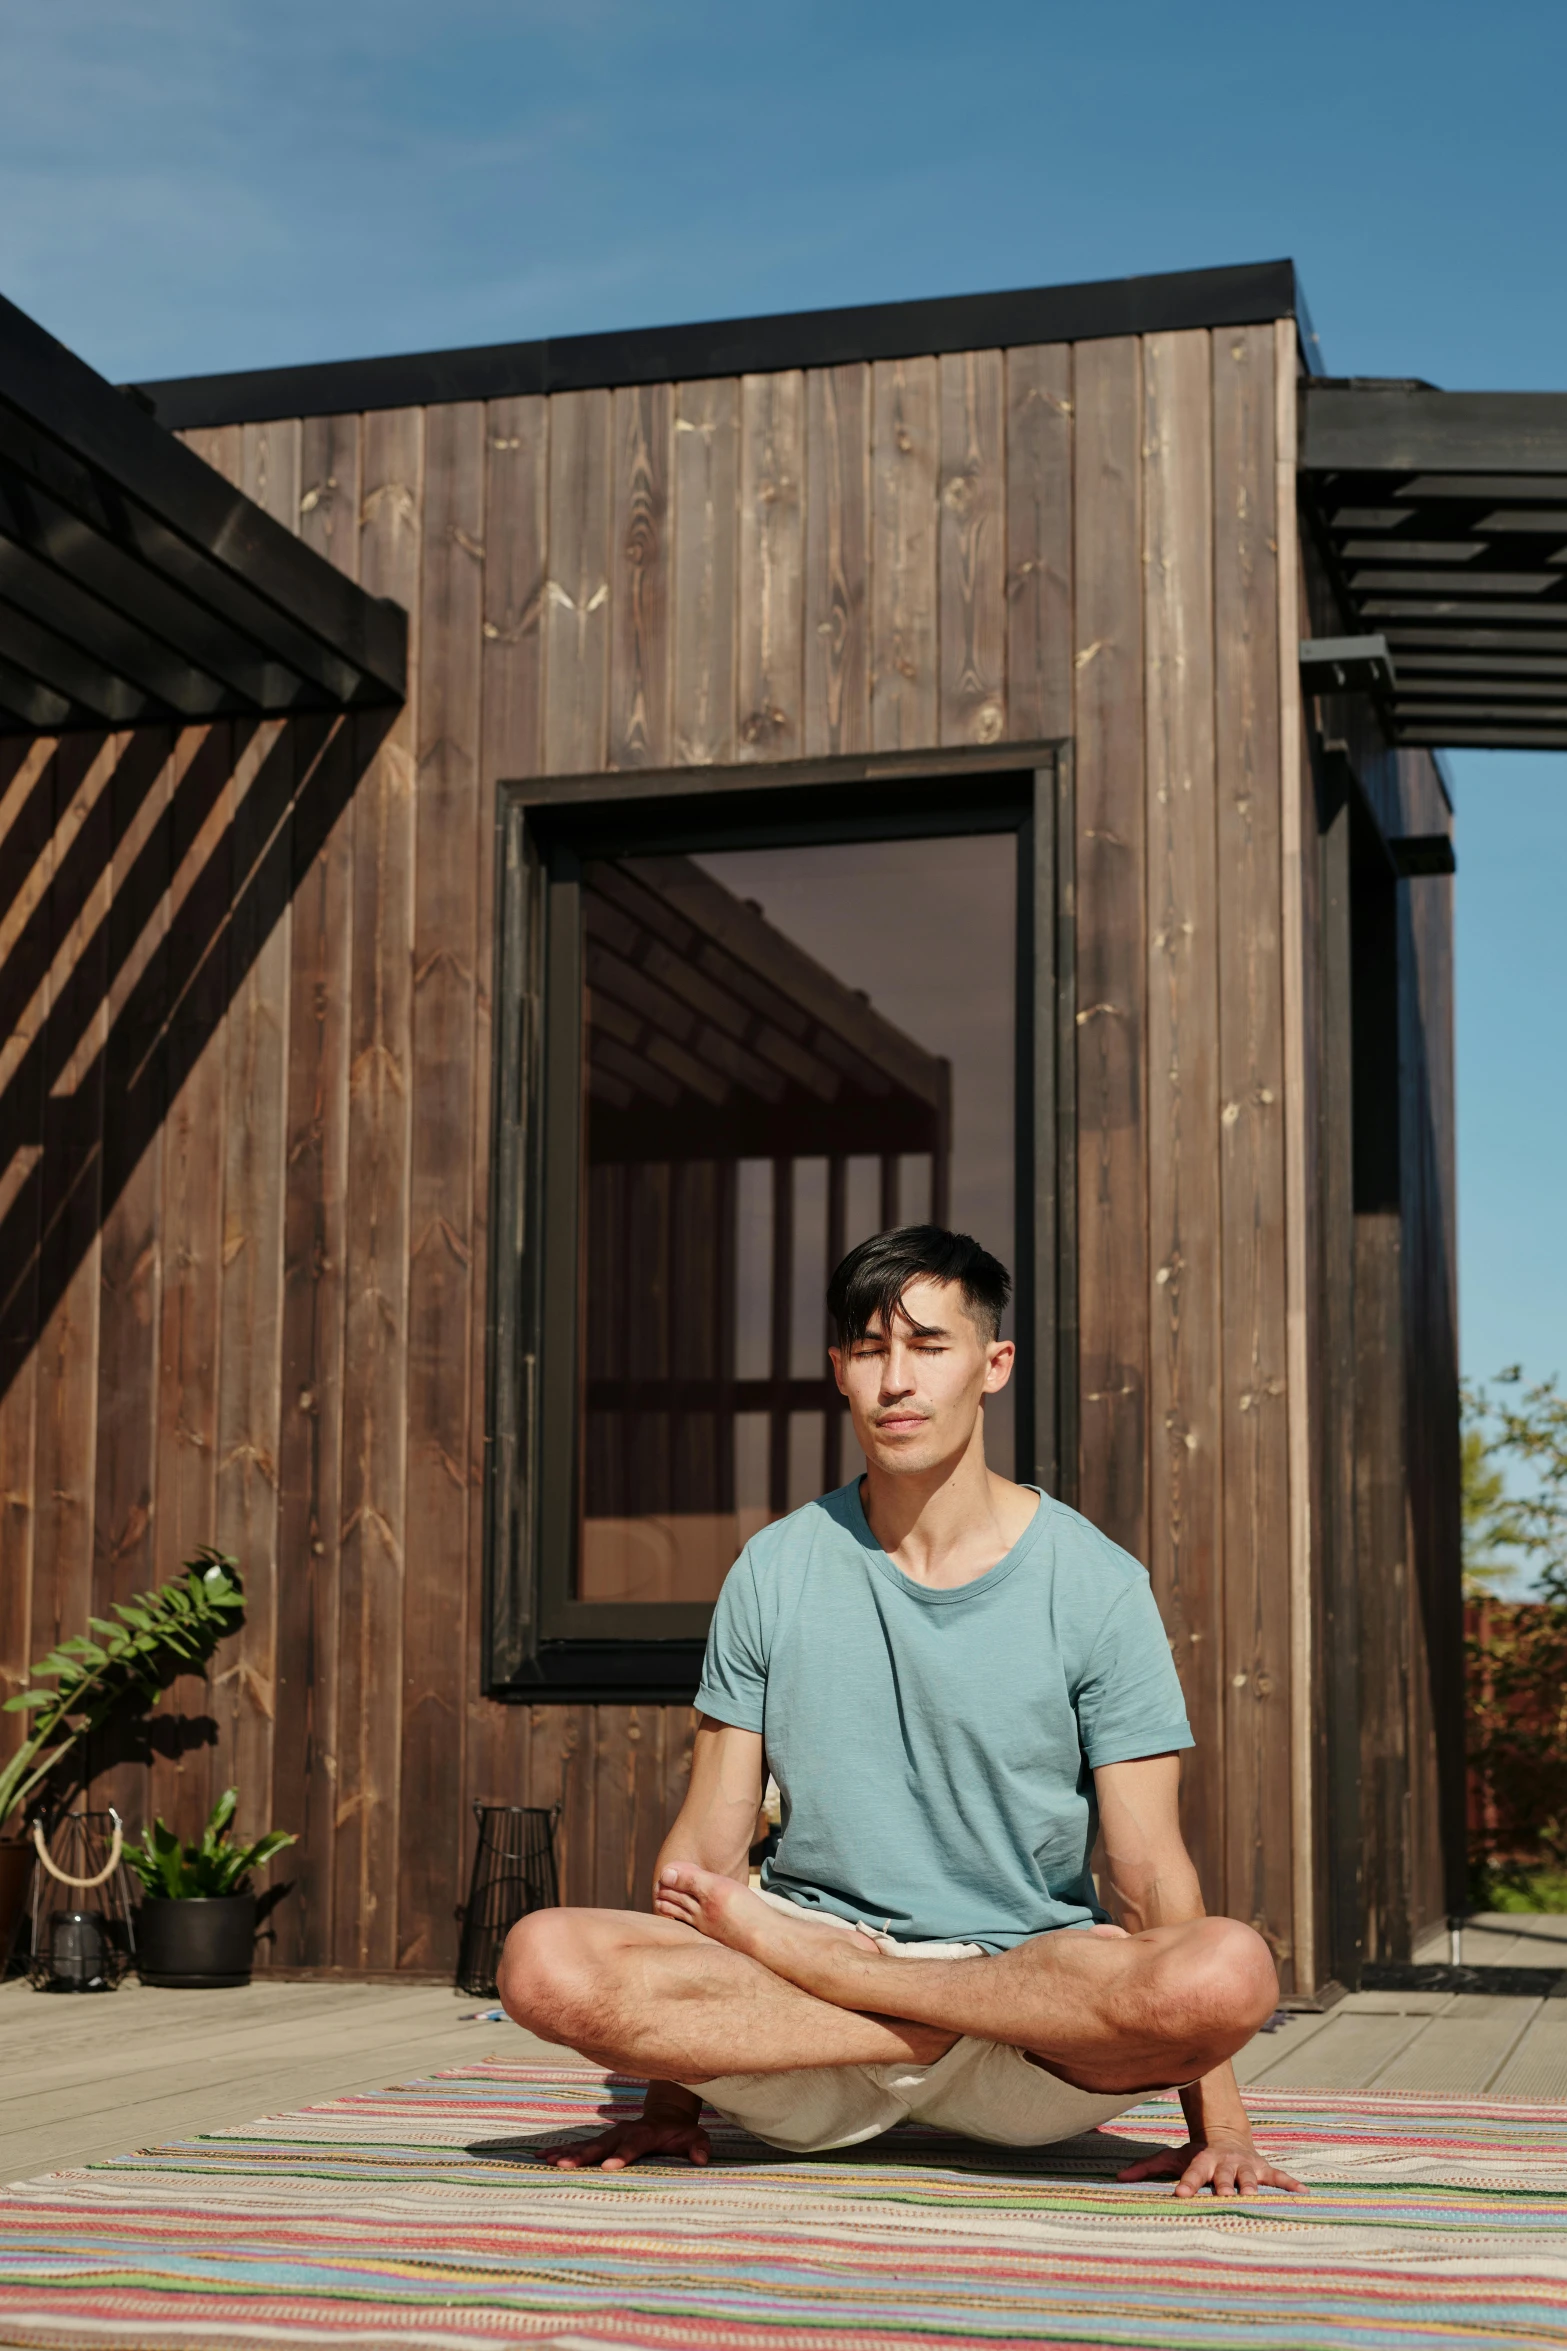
[14,253,1550,1997]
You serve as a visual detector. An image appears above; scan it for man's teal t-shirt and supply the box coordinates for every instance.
[694,1481,1193,1949]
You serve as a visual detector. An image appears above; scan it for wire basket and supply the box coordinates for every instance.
[454,1803,560,1998]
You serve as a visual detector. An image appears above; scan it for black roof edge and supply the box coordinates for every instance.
[132,259,1305,429]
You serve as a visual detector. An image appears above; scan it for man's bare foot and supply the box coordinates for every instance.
[654,1866,879,1973]
[656,1865,1131,1970]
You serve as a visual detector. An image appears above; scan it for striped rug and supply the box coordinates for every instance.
[3,2061,1566,2349]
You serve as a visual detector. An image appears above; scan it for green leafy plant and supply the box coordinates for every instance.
[0,1551,245,1836]
[1468,1594,1567,1890]
[1471,1863,1567,1914]
[1463,1372,1567,1907]
[1474,1369,1567,1602]
[126,1786,295,1900]
[1462,1401,1528,1595]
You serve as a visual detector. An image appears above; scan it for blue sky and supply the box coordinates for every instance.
[2,0,1564,1393]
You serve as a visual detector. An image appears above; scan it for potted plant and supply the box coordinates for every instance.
[0,1553,245,1969]
[127,1788,294,1988]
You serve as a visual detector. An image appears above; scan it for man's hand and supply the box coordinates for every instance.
[1117,2132,1304,2198]
[543,2083,710,2172]
[544,2115,711,2171]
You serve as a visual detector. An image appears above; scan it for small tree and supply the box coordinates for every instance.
[1479,1369,1567,1602]
[1462,1407,1527,1595]
[1465,1373,1567,1901]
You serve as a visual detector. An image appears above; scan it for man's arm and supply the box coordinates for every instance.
[1093,1753,1301,2199]
[546,1718,764,2172]
[658,1717,769,1889]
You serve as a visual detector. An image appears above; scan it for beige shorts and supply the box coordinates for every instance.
[684,1892,1142,2155]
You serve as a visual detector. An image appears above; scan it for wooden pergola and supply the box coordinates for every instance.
[0,291,404,733]
[1300,382,1567,749]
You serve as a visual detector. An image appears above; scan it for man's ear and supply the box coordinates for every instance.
[983,1339,1016,1393]
[828,1345,848,1398]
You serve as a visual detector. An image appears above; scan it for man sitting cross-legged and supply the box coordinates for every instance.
[500,1225,1300,2199]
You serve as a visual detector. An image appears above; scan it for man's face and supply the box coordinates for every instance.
[828,1276,1015,1477]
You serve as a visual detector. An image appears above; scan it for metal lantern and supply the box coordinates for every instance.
[455,1803,560,1998]
[27,1810,137,1993]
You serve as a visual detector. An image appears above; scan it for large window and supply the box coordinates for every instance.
[486,764,1073,1695]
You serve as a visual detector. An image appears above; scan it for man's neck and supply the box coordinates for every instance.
[859,1432,1039,1590]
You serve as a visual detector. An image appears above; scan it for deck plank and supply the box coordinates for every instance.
[1370,1995,1543,2094]
[1243,2005,1430,2088]
[1489,2010,1567,2101]
[1415,1913,1567,1967]
[1230,2005,1337,2084]
[0,1980,571,2181]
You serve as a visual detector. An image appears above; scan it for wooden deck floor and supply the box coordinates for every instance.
[5,1913,1565,2183]
[2,1977,571,2181]
[1411,1910,1567,1969]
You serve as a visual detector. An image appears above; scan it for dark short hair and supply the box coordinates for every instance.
[827,1225,1012,1347]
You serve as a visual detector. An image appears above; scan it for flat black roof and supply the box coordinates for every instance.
[134,258,1308,429]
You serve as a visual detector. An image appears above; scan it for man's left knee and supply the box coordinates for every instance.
[1173,1917,1279,2047]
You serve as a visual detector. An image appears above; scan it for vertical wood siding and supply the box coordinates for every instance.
[0,742,52,1794]
[1213,328,1294,1967]
[803,366,870,758]
[337,407,422,1969]
[91,725,172,1841]
[1073,337,1148,1569]
[273,414,360,1967]
[1142,331,1223,1914]
[0,320,1452,1990]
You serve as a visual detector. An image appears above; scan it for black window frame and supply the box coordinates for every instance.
[483,747,1077,1701]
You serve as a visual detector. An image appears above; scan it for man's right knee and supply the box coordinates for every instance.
[496,1908,604,2044]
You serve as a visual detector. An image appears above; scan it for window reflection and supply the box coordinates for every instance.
[578,835,1015,1604]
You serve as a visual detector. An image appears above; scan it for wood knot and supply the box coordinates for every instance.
[739,704,789,745]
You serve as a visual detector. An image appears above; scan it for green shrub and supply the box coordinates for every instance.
[1469,1864,1567,1915]
[126,1787,294,1900]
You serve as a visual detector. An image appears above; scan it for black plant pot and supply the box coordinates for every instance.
[136,1894,256,1988]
